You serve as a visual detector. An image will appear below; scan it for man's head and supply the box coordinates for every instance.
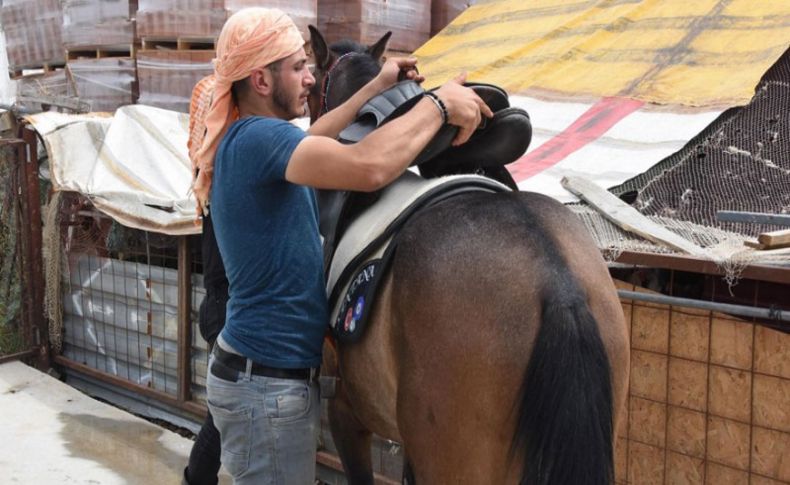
[231,48,315,120]
[193,8,309,211]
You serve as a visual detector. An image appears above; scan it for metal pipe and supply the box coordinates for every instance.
[618,290,790,322]
[716,210,790,226]
[20,125,49,370]
[0,349,36,365]
[54,355,206,418]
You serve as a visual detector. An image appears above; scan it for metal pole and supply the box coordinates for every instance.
[177,236,192,403]
[54,355,206,418]
[19,125,49,370]
[716,210,790,226]
[618,290,790,323]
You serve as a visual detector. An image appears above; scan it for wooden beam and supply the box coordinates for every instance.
[758,229,790,247]
[561,176,708,257]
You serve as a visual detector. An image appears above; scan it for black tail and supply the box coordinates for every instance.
[513,291,614,485]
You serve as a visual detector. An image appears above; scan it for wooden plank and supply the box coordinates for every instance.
[744,240,765,249]
[758,228,790,247]
[561,176,708,257]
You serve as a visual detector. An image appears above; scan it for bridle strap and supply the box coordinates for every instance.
[319,52,362,117]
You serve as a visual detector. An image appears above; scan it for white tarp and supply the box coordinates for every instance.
[27,105,199,235]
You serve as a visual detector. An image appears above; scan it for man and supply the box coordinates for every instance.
[183,74,228,485]
[196,8,491,484]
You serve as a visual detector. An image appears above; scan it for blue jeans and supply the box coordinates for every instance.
[206,355,320,484]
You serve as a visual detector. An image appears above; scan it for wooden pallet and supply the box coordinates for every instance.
[66,44,137,61]
[10,62,66,80]
[141,37,216,51]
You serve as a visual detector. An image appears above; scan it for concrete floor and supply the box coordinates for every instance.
[0,360,231,484]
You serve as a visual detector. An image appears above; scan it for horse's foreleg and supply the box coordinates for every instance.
[329,383,375,485]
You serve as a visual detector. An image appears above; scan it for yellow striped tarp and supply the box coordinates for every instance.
[416,0,790,107]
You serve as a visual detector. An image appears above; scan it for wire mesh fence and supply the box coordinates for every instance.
[49,191,209,405]
[0,140,27,358]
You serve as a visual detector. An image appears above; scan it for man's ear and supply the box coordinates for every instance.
[309,25,332,70]
[248,68,272,97]
[367,31,392,61]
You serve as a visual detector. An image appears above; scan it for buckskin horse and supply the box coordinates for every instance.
[308,26,630,485]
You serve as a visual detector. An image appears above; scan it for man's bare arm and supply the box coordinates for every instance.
[287,76,492,192]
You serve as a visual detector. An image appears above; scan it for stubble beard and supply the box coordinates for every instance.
[272,78,301,119]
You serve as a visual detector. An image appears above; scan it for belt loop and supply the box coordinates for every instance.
[309,367,317,382]
[244,358,253,379]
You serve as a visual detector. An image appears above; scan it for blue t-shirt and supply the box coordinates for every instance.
[211,116,327,369]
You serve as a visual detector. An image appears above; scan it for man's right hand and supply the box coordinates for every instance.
[433,73,494,146]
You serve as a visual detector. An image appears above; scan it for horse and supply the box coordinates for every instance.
[307,26,630,485]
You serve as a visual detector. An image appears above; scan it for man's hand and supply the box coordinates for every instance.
[433,73,494,146]
[373,56,425,92]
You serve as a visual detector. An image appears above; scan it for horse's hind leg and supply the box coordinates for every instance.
[328,384,375,485]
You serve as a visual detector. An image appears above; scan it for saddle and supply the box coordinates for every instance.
[319,80,532,276]
[338,80,533,189]
[323,172,511,343]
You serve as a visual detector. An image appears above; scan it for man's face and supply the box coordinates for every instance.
[269,48,315,120]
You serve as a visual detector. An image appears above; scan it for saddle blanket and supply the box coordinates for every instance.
[327,171,511,342]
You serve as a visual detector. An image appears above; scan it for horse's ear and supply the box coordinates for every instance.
[367,31,392,61]
[309,25,331,70]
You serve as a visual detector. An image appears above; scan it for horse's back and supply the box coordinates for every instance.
[386,190,628,484]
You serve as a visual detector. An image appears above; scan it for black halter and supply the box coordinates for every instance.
[319,52,363,116]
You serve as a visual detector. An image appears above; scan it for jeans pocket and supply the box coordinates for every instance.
[264,380,311,423]
[207,388,252,477]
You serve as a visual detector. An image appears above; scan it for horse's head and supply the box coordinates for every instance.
[307,25,392,124]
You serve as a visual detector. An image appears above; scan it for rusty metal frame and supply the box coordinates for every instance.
[1,129,48,368]
[615,250,790,284]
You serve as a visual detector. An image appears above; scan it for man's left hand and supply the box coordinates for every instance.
[374,57,425,91]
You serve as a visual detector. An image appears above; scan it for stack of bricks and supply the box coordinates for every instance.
[318,0,431,53]
[614,279,790,484]
[135,0,317,113]
[136,49,214,113]
[1,0,65,75]
[62,0,137,50]
[137,0,316,40]
[430,0,476,36]
[63,0,138,113]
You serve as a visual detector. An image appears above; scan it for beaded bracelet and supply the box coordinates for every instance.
[424,91,449,125]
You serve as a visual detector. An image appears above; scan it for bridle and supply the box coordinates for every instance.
[318,52,363,117]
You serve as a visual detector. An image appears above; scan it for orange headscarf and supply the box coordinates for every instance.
[188,74,217,170]
[193,8,304,214]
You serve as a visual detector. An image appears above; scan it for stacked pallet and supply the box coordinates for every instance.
[136,49,214,113]
[1,0,65,75]
[62,0,138,112]
[318,0,430,53]
[67,58,137,112]
[137,0,317,40]
[431,0,476,36]
[62,0,137,50]
[135,1,317,113]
